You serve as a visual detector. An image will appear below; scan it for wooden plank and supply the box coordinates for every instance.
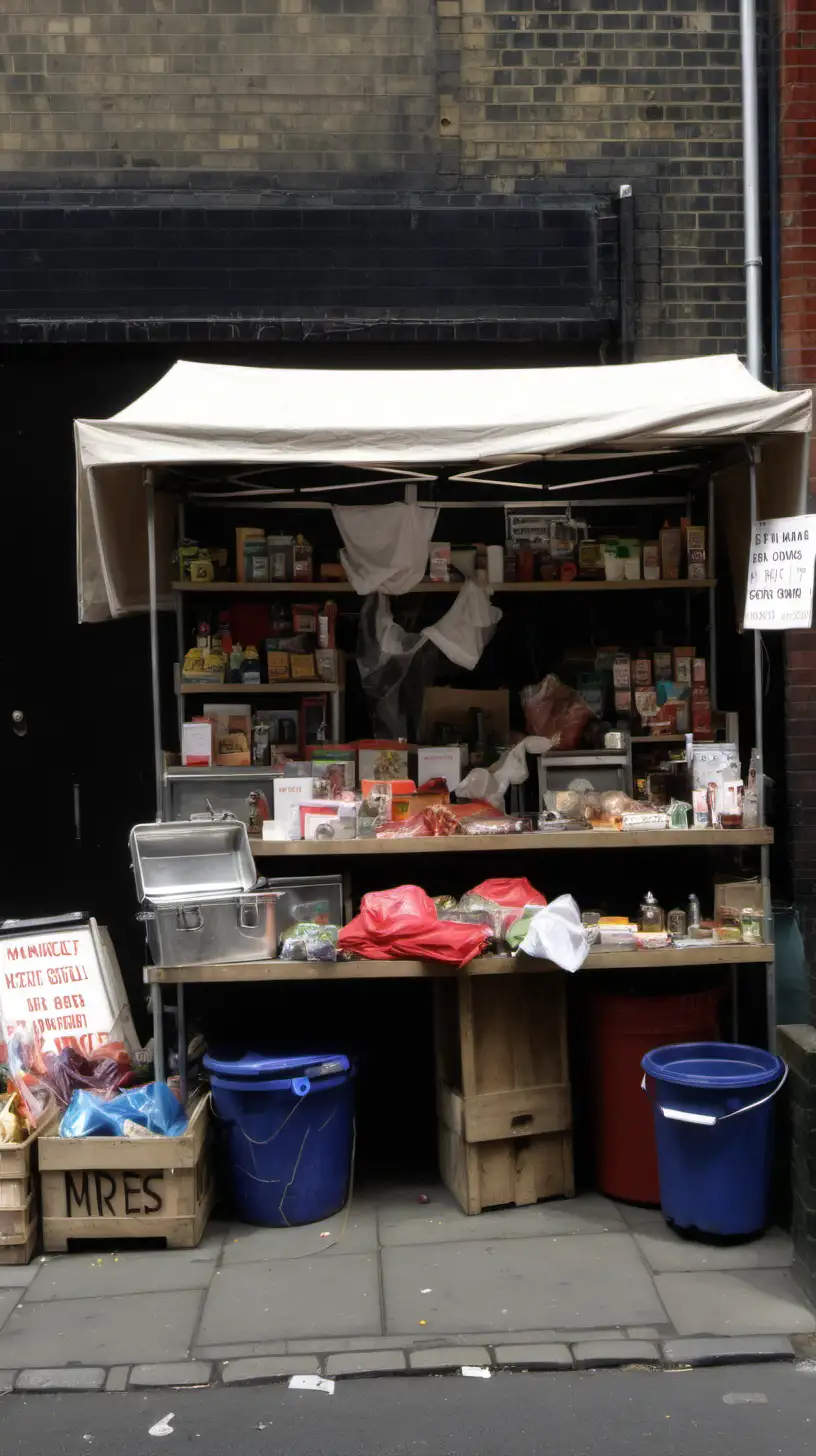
[0,1119,50,1182]
[144,943,775,984]
[0,1175,32,1211]
[0,1191,36,1244]
[38,1092,209,1173]
[250,827,774,857]
[174,579,716,596]
[180,681,340,695]
[0,1220,38,1266]
[462,1084,572,1143]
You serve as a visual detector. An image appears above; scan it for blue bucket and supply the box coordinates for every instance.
[204,1049,356,1227]
[641,1042,787,1238]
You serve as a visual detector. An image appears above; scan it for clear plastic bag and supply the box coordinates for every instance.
[60,1082,189,1139]
[521,675,595,749]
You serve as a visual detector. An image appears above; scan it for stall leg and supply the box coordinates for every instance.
[177,983,188,1106]
[730,964,739,1042]
[152,983,166,1083]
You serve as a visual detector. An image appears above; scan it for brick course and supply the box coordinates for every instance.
[0,0,748,357]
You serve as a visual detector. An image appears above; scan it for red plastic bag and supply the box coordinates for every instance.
[468,878,547,908]
[338,885,489,967]
[520,674,594,749]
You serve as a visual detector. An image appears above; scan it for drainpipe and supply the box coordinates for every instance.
[741,0,763,379]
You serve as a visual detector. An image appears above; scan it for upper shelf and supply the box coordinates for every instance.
[179,680,341,695]
[172,579,716,596]
[251,827,773,857]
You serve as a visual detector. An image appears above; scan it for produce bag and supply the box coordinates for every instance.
[521,674,595,749]
[338,885,489,967]
[60,1081,188,1139]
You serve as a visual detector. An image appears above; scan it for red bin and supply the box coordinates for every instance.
[588,989,721,1205]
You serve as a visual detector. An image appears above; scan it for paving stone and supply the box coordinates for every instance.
[24,1248,218,1303]
[15,1368,106,1392]
[573,1340,661,1368]
[410,1346,491,1371]
[551,1329,625,1341]
[655,1270,816,1336]
[614,1203,664,1230]
[194,1342,288,1360]
[493,1344,573,1370]
[634,1225,793,1275]
[379,1192,624,1248]
[105,1367,130,1392]
[627,1327,666,1339]
[325,1351,407,1376]
[222,1207,378,1265]
[221,1356,320,1386]
[0,1370,16,1394]
[383,1233,664,1335]
[199,1255,381,1344]
[0,1290,18,1334]
[662,1336,796,1367]
[129,1362,213,1388]
[0,1291,203,1368]
[285,1333,562,1354]
[0,1264,43,1289]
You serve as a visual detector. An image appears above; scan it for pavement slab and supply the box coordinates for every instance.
[634,1224,794,1275]
[221,1206,378,1264]
[0,1289,19,1334]
[23,1248,219,1302]
[220,1356,320,1385]
[493,1343,573,1369]
[383,1232,667,1335]
[325,1351,407,1376]
[129,1362,213,1388]
[378,1192,624,1248]
[655,1269,816,1336]
[662,1335,796,1366]
[198,1254,382,1345]
[0,1290,203,1368]
[15,1368,106,1392]
[572,1340,661,1367]
[409,1346,491,1371]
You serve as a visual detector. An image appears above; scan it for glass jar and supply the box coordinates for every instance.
[581,910,601,946]
[667,907,687,938]
[740,908,763,944]
[639,890,665,932]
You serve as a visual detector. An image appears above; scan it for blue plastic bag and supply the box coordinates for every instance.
[59,1082,189,1139]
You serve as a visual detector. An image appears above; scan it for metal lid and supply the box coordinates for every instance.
[129,820,256,903]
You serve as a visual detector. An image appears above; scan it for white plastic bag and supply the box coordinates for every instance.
[333,503,438,595]
[457,735,552,809]
[421,580,502,671]
[518,894,588,972]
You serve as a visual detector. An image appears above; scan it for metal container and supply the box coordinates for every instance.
[137,891,279,966]
[129,820,256,903]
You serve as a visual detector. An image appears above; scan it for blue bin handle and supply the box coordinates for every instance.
[641,1062,788,1127]
[209,1075,312,1095]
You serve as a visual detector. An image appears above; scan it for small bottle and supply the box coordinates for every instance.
[667,907,687,939]
[639,890,665,932]
[687,892,701,929]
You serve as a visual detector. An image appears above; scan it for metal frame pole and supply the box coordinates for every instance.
[748,447,775,1049]
[707,477,718,709]
[741,0,763,377]
[146,469,164,821]
[151,983,165,1083]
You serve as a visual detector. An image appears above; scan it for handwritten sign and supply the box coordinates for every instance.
[0,920,132,1057]
[744,515,816,630]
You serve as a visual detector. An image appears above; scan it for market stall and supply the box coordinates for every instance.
[61,353,813,1224]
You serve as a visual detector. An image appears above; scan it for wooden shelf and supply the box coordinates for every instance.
[179,680,341,695]
[144,943,774,984]
[173,579,716,596]
[630,735,687,744]
[250,826,773,857]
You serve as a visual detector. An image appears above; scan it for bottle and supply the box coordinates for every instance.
[667,907,687,938]
[743,748,759,827]
[639,890,665,932]
[687,892,701,929]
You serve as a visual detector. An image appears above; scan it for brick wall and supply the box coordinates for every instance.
[0,0,748,357]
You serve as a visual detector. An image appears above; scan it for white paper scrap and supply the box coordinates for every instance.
[288,1375,335,1395]
[148,1415,175,1437]
[461,1366,491,1379]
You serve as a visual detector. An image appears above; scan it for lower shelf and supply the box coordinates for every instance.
[144,944,774,984]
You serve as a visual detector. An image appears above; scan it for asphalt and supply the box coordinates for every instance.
[3,1365,816,1456]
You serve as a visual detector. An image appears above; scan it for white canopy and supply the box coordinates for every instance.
[75,354,812,621]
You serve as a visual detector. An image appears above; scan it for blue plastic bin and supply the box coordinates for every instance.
[641,1042,787,1239]
[204,1049,356,1227]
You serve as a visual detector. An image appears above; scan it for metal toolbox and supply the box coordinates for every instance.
[129,820,257,902]
[163,768,280,830]
[137,891,279,967]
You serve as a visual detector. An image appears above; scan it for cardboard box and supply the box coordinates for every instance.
[714,878,763,918]
[429,542,451,582]
[244,538,270,583]
[654,651,673,681]
[420,688,511,745]
[181,720,213,768]
[291,652,317,679]
[417,745,466,793]
[273,776,314,839]
[613,655,631,689]
[357,741,410,781]
[316,648,338,683]
[692,657,707,684]
[203,705,252,767]
[643,542,661,580]
[692,699,712,737]
[635,687,658,722]
[675,656,692,686]
[235,527,265,583]
[632,658,652,687]
[391,788,450,821]
[685,524,706,553]
[614,688,632,715]
[266,650,290,681]
[659,526,682,579]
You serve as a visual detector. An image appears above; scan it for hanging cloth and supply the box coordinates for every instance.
[333,503,439,596]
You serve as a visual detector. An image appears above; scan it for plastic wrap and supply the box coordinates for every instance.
[517,895,589,972]
[280,923,339,962]
[59,1081,189,1139]
[521,675,595,749]
[7,1029,133,1127]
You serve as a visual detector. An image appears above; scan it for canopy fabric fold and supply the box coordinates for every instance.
[74,355,812,621]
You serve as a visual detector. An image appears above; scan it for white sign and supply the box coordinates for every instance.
[744,515,816,630]
[0,919,132,1057]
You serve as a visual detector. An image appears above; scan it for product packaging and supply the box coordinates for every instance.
[429,542,452,582]
[632,658,652,687]
[417,745,466,793]
[266,649,290,681]
[181,720,213,768]
[236,527,265,583]
[660,525,682,579]
[654,650,673,681]
[356,741,409,781]
[613,654,631,689]
[643,542,661,580]
[273,777,315,839]
[244,538,270,582]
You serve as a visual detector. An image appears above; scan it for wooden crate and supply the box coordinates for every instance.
[0,1120,43,1265]
[434,974,574,1215]
[38,1094,213,1253]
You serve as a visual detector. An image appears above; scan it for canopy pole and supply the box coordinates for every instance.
[146,468,164,821]
[741,0,763,377]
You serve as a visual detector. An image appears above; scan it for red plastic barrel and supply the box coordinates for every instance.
[588,989,721,1205]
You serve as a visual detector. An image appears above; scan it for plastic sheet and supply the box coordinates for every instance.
[457,736,552,809]
[521,675,595,749]
[518,895,589,972]
[333,502,438,596]
[420,580,502,672]
[60,1081,189,1138]
[355,593,438,740]
[338,885,490,966]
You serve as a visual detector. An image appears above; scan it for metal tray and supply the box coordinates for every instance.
[129,820,257,903]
